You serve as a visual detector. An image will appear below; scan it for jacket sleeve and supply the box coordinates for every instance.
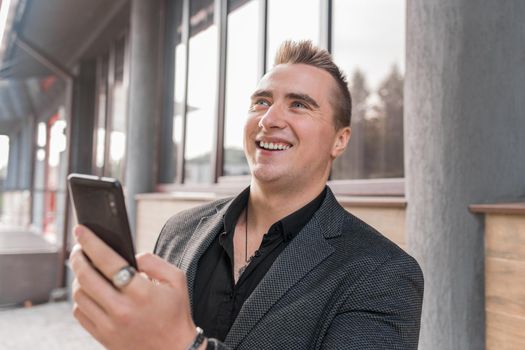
[320,252,424,350]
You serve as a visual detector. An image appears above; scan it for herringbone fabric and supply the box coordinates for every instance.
[155,187,424,349]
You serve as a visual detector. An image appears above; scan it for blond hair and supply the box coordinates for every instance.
[274,40,352,129]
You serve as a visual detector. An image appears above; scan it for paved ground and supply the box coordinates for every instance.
[0,301,103,349]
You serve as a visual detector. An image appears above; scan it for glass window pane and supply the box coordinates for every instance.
[107,38,128,181]
[331,0,405,180]
[223,0,260,176]
[185,0,217,184]
[172,41,185,180]
[266,0,320,70]
[159,0,183,184]
[45,109,68,243]
[0,135,8,181]
[94,55,109,176]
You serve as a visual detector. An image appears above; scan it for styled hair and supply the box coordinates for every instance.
[273,40,352,129]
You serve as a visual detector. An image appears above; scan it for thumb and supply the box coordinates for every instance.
[136,253,187,288]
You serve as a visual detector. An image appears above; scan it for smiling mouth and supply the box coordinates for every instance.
[256,141,292,151]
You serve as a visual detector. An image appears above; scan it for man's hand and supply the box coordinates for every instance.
[70,225,205,350]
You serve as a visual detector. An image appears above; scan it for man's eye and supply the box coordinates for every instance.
[255,99,270,106]
[250,99,270,111]
[291,101,307,109]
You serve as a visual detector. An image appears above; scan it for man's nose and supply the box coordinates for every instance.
[258,104,286,130]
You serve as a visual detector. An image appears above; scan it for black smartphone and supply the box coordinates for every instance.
[67,173,137,269]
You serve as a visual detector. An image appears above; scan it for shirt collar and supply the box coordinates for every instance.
[278,186,327,241]
[223,186,327,242]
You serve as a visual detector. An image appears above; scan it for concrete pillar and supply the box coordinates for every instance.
[69,60,96,174]
[405,1,525,349]
[5,132,18,190]
[125,0,163,233]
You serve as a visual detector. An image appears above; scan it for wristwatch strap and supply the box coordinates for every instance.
[186,327,205,350]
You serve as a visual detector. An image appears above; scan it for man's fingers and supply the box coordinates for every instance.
[74,225,129,279]
[73,302,99,338]
[136,253,187,288]
[74,225,150,302]
[73,282,112,330]
[70,244,122,310]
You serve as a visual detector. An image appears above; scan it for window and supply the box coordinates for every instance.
[223,0,261,176]
[0,135,9,215]
[107,37,128,181]
[92,36,130,182]
[94,54,109,175]
[163,0,406,192]
[266,0,321,69]
[166,0,184,184]
[331,0,405,180]
[44,109,68,243]
[184,0,217,184]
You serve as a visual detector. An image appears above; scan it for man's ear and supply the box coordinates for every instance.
[331,126,351,159]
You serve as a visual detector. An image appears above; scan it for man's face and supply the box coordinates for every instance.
[244,63,350,189]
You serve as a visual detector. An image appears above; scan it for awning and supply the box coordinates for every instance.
[0,0,129,133]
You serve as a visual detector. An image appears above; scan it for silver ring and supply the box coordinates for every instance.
[111,266,137,289]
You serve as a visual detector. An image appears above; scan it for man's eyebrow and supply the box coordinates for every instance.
[250,89,273,100]
[285,92,320,109]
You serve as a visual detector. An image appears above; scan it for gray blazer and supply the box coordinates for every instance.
[155,188,423,349]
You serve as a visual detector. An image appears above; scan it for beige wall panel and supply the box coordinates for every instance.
[486,310,525,350]
[136,198,406,253]
[343,206,406,247]
[135,199,213,253]
[485,214,525,261]
[485,257,525,317]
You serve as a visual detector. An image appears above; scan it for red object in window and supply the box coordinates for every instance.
[48,113,59,126]
[41,76,57,92]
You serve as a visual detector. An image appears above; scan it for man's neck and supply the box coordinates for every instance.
[247,180,326,233]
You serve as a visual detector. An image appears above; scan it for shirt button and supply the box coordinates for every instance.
[254,250,261,257]
[229,292,235,300]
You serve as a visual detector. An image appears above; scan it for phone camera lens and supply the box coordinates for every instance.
[105,193,118,215]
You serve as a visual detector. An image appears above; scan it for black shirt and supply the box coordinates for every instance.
[193,186,327,341]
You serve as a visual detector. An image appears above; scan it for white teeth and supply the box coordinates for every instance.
[258,141,291,150]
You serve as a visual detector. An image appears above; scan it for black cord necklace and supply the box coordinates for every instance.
[244,204,250,263]
[238,205,252,278]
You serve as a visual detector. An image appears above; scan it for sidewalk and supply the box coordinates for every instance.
[0,301,103,349]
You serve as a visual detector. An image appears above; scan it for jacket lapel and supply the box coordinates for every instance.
[179,201,230,308]
[225,189,346,348]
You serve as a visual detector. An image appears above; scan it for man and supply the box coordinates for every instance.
[71,40,423,349]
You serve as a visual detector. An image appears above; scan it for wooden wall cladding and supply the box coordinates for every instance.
[484,213,525,350]
[135,195,408,253]
[343,206,406,250]
[135,195,218,253]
